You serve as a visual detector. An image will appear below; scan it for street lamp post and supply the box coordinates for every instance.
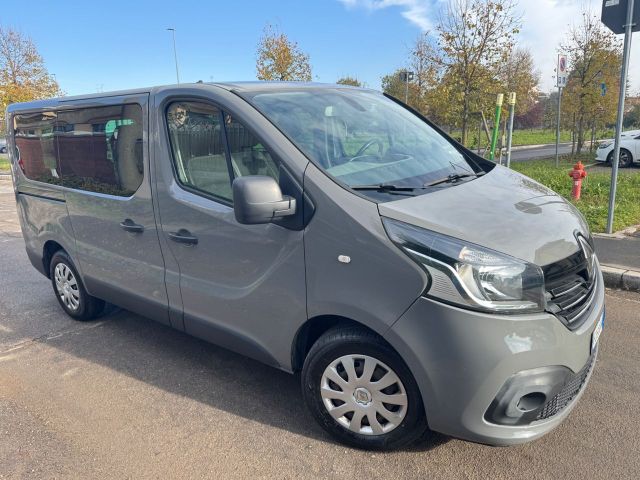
[167,28,180,84]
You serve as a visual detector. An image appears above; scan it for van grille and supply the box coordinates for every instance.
[536,349,596,420]
[543,238,597,330]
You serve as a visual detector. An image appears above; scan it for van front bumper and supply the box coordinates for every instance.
[385,269,604,446]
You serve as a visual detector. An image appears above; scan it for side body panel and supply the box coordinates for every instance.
[57,94,169,325]
[151,85,309,369]
[8,105,78,277]
[303,163,426,336]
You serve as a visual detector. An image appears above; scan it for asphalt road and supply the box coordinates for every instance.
[511,143,575,162]
[1,180,639,479]
[471,142,584,162]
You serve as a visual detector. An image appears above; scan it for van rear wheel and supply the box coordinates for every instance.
[49,250,104,321]
[301,327,428,450]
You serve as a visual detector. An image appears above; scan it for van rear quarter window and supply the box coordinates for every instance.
[13,111,58,183]
[14,104,144,196]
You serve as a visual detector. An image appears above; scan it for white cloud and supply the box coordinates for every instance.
[339,0,640,94]
[338,0,434,31]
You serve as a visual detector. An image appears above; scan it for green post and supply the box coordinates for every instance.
[489,93,504,161]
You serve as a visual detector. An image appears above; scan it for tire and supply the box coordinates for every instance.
[49,250,104,321]
[301,327,428,450]
[607,148,633,168]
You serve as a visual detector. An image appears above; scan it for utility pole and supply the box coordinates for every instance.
[167,28,180,84]
[604,0,637,233]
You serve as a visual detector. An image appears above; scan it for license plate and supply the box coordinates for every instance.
[591,311,605,353]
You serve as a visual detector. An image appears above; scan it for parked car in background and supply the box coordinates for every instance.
[0,138,7,153]
[595,130,640,167]
[6,83,605,450]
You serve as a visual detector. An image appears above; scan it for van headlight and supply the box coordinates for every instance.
[383,218,546,313]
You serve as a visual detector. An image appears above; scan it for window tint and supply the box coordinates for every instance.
[167,102,232,201]
[56,104,143,196]
[13,111,60,185]
[224,113,279,181]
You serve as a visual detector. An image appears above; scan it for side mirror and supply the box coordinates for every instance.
[232,176,296,225]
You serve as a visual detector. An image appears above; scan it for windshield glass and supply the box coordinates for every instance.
[248,88,479,190]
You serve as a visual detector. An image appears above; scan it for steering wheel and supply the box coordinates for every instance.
[353,139,384,159]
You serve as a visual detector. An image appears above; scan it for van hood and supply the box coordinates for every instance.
[378,166,589,266]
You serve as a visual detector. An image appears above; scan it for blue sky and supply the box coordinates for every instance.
[3,0,638,96]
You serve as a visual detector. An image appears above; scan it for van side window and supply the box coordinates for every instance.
[56,104,144,196]
[13,111,60,185]
[166,102,232,201]
[224,113,279,181]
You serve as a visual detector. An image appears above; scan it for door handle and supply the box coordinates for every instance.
[168,229,198,246]
[120,219,144,233]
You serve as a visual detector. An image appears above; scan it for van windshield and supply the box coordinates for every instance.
[248,88,481,194]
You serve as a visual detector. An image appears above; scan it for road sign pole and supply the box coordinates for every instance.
[405,76,409,104]
[489,94,504,161]
[606,0,635,234]
[555,86,563,167]
[505,92,516,168]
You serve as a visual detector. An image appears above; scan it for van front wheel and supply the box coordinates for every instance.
[49,251,104,321]
[301,327,428,450]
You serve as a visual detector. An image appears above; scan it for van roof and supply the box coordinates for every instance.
[6,81,372,112]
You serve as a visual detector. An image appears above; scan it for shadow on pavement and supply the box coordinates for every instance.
[36,306,449,452]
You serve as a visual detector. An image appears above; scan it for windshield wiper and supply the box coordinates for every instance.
[425,172,484,187]
[351,183,419,192]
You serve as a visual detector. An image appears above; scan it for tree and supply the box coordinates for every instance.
[381,34,439,116]
[0,26,61,134]
[623,104,640,129]
[560,12,621,153]
[336,76,362,87]
[255,25,312,82]
[428,0,521,145]
[499,48,540,116]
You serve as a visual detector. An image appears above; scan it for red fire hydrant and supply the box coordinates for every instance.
[569,161,587,200]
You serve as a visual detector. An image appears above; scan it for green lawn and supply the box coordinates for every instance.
[0,154,9,172]
[510,129,571,146]
[459,128,615,149]
[511,155,640,233]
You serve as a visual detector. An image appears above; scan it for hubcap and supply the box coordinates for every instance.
[620,151,629,166]
[54,263,80,311]
[320,354,408,436]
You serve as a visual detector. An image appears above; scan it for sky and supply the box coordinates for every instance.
[2,0,639,97]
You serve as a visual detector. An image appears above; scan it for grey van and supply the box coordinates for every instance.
[6,83,604,450]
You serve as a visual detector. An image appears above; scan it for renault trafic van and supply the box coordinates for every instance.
[6,83,604,450]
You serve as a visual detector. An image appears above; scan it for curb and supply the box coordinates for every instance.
[601,265,640,291]
[0,174,11,181]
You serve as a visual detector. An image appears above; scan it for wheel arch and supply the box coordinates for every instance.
[291,315,387,372]
[42,240,66,278]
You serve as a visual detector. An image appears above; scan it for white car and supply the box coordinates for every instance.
[595,130,640,167]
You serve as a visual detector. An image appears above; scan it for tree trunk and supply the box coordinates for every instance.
[461,88,470,147]
[571,113,576,155]
[576,112,584,154]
